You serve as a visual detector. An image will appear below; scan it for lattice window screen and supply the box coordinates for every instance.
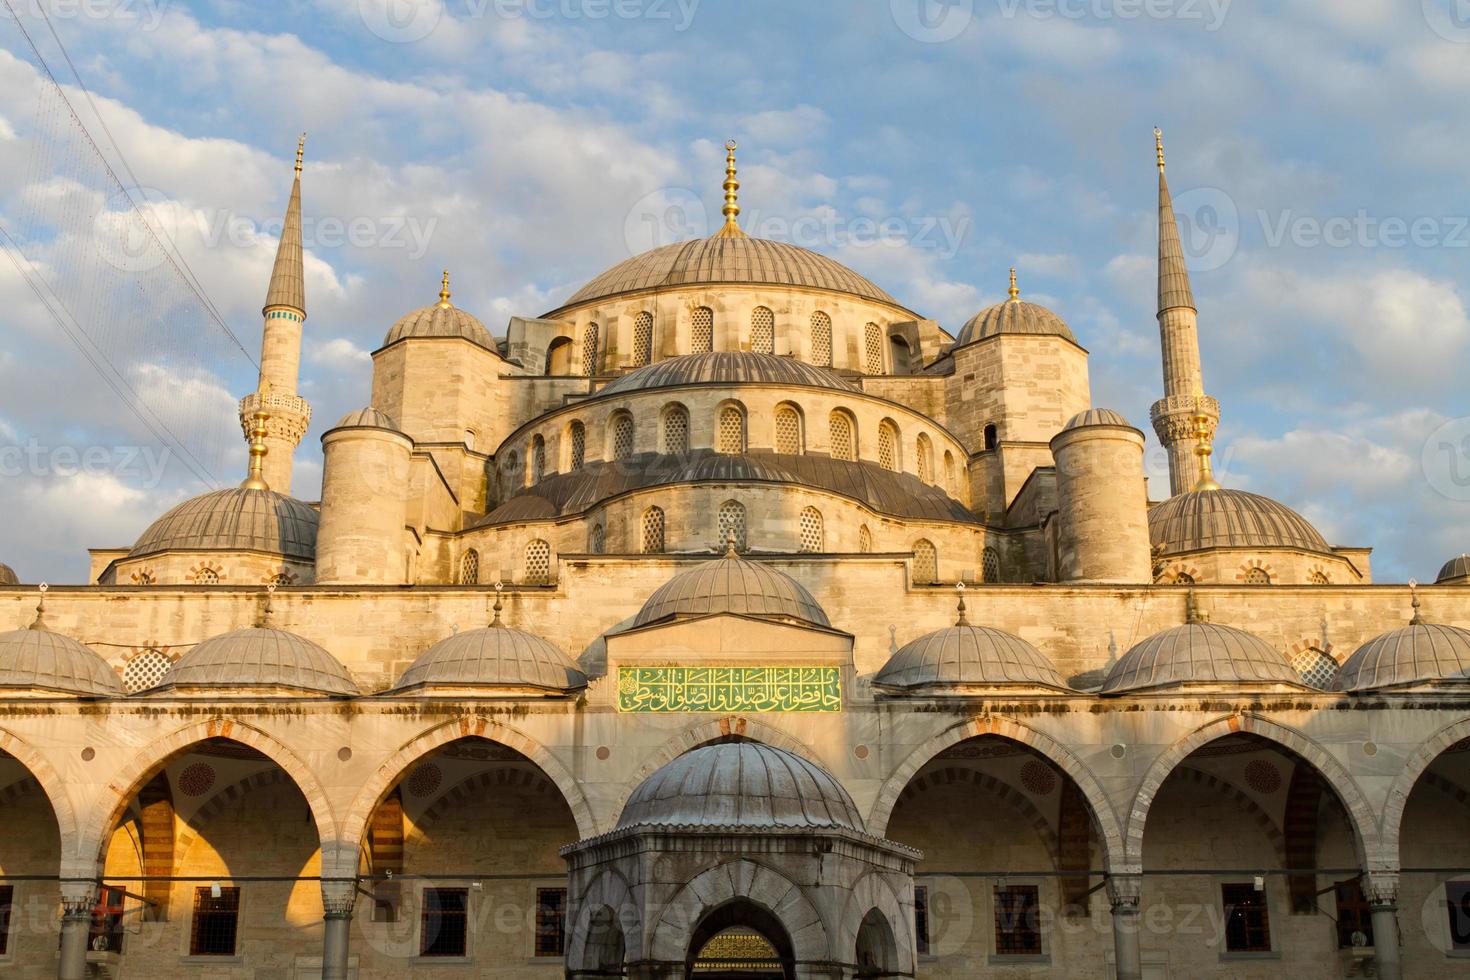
[982,547,1002,584]
[194,567,219,585]
[829,413,855,462]
[589,524,604,554]
[878,423,898,472]
[525,540,553,585]
[691,307,713,354]
[1309,570,1330,585]
[751,307,774,354]
[613,415,635,461]
[798,507,824,553]
[569,423,585,470]
[775,407,802,455]
[663,407,689,454]
[641,508,665,554]
[1293,649,1339,688]
[913,540,937,584]
[532,437,546,482]
[633,312,653,365]
[864,323,883,374]
[858,525,873,554]
[719,501,747,552]
[917,436,933,483]
[1244,567,1271,585]
[811,311,832,366]
[717,407,745,454]
[459,550,479,585]
[123,650,172,693]
[582,324,599,376]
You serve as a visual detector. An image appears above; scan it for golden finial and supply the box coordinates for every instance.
[491,581,504,627]
[1409,579,1423,626]
[29,583,48,632]
[1154,127,1166,172]
[295,133,306,176]
[258,582,277,628]
[725,533,739,558]
[955,581,969,626]
[437,269,452,308]
[1190,402,1221,492]
[1008,267,1020,302]
[715,139,746,239]
[1185,588,1202,625]
[240,403,271,491]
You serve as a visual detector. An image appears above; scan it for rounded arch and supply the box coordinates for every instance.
[567,867,644,969]
[716,399,748,454]
[650,859,827,965]
[1123,714,1378,871]
[172,768,305,866]
[0,724,77,857]
[841,872,913,974]
[829,408,858,462]
[567,419,587,471]
[340,716,597,853]
[868,715,1124,870]
[608,409,636,461]
[660,401,690,455]
[78,719,336,868]
[773,401,805,455]
[1166,765,1287,868]
[1380,716,1470,869]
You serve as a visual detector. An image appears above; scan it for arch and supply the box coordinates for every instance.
[531,434,547,482]
[846,876,910,976]
[588,522,605,554]
[717,402,747,454]
[864,322,884,375]
[661,402,690,455]
[78,719,337,869]
[545,336,574,375]
[401,766,569,851]
[915,433,933,483]
[893,766,1058,861]
[691,306,714,355]
[810,310,832,366]
[1162,765,1288,868]
[877,419,900,472]
[1381,717,1470,869]
[641,505,666,554]
[340,716,597,853]
[0,725,78,858]
[632,311,653,366]
[829,409,857,462]
[868,716,1124,870]
[943,450,956,492]
[1123,714,1378,871]
[649,860,826,965]
[888,334,912,375]
[172,768,310,866]
[524,539,554,585]
[582,322,600,375]
[751,305,775,354]
[798,506,824,553]
[911,539,937,585]
[609,411,636,461]
[719,499,748,552]
[568,419,587,471]
[981,546,1001,584]
[774,402,804,455]
[983,423,998,452]
[567,867,644,969]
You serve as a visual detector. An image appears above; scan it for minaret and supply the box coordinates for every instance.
[238,133,312,495]
[1148,128,1219,496]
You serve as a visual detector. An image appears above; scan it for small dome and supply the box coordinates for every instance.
[617,742,864,832]
[598,351,857,398]
[875,623,1069,692]
[393,624,586,693]
[0,614,121,697]
[156,627,358,695]
[383,301,494,349]
[333,407,400,431]
[1063,408,1135,431]
[634,551,830,628]
[955,298,1075,347]
[130,489,318,561]
[1148,489,1330,556]
[547,236,907,317]
[1101,622,1301,695]
[1332,623,1470,692]
[0,563,17,586]
[1437,555,1470,584]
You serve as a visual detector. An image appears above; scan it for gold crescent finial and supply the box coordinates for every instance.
[1154,127,1165,172]
[1409,580,1424,626]
[1190,399,1221,492]
[955,581,968,626]
[295,133,307,176]
[438,269,452,308]
[1008,267,1020,302]
[240,405,271,491]
[715,139,746,239]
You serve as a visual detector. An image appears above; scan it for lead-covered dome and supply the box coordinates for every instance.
[382,296,494,349]
[0,563,17,586]
[0,607,122,697]
[154,627,358,695]
[1063,408,1134,431]
[333,407,400,431]
[875,622,1069,693]
[392,623,586,694]
[1332,622,1470,692]
[634,550,831,628]
[129,489,318,561]
[546,236,907,317]
[1148,489,1331,556]
[617,741,864,832]
[598,351,856,397]
[955,297,1076,347]
[1101,622,1302,695]
[1436,555,1470,585]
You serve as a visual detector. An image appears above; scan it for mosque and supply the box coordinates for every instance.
[0,131,1467,980]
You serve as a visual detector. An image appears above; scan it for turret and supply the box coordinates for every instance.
[315,409,414,584]
[1049,409,1151,583]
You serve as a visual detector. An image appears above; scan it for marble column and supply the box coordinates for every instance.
[1364,871,1402,980]
[1107,873,1144,980]
[321,878,357,980]
[56,880,97,980]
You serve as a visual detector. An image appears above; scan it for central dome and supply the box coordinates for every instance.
[545,236,909,317]
[598,351,857,397]
[617,742,864,832]
[1148,488,1331,556]
[634,550,831,628]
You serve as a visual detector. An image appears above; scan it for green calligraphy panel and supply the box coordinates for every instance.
[616,666,841,713]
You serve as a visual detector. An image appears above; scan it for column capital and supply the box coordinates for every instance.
[1106,873,1144,909]
[321,878,358,919]
[1363,871,1401,907]
[59,878,98,918]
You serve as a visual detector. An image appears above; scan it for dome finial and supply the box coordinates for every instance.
[1154,127,1165,172]
[240,404,272,491]
[715,139,747,239]
[437,269,452,309]
[1008,267,1020,302]
[295,132,306,177]
[258,582,277,628]
[955,581,969,626]
[1409,579,1424,626]
[724,533,740,558]
[29,582,48,632]
[1190,400,1221,492]
[491,581,504,626]
[1185,588,1203,625]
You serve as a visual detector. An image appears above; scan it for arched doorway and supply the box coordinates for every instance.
[0,746,62,970]
[1395,733,1470,964]
[855,907,899,976]
[686,900,794,979]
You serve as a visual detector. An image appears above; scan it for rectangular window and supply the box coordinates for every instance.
[1448,881,1470,952]
[1222,883,1272,953]
[914,885,929,956]
[0,885,13,956]
[420,888,469,958]
[1333,879,1373,949]
[993,885,1041,956]
[535,887,567,957]
[189,886,240,956]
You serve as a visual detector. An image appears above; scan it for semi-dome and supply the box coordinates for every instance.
[382,277,495,349]
[392,621,586,693]
[617,741,864,832]
[546,235,908,318]
[1101,622,1302,695]
[154,626,358,695]
[0,563,17,586]
[129,488,318,561]
[597,351,857,398]
[1148,488,1331,556]
[955,283,1076,347]
[1332,622,1470,692]
[333,407,400,430]
[0,605,122,697]
[875,620,1070,692]
[1063,408,1135,431]
[1436,555,1470,584]
[634,549,831,628]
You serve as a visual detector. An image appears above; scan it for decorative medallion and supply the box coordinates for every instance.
[1244,759,1282,794]
[1020,760,1058,795]
[178,763,216,797]
[406,762,443,797]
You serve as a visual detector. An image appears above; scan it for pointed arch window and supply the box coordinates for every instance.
[525,540,553,585]
[982,546,1002,584]
[916,434,934,483]
[858,525,873,554]
[531,435,546,483]
[569,421,586,471]
[864,323,883,374]
[662,405,690,455]
[612,413,635,461]
[691,307,714,354]
[459,549,480,585]
[751,306,775,354]
[589,523,604,555]
[877,421,899,472]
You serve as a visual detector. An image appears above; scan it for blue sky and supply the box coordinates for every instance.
[1,0,1468,583]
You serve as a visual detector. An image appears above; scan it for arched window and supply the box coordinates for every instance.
[877,420,899,472]
[589,523,604,554]
[503,450,520,492]
[633,312,653,366]
[524,539,553,585]
[531,435,546,482]
[662,404,689,455]
[798,507,824,553]
[829,411,856,462]
[569,421,586,471]
[122,649,172,693]
[1174,571,1195,585]
[717,405,746,454]
[194,567,220,585]
[641,507,665,554]
[858,525,873,554]
[864,322,883,374]
[582,323,600,376]
[751,306,775,354]
[984,424,999,452]
[459,549,479,585]
[943,451,956,491]
[1309,570,1330,585]
[1244,567,1271,585]
[889,334,911,375]
[982,546,1002,584]
[912,539,937,584]
[916,434,934,483]
[1292,648,1339,688]
[719,500,747,552]
[774,404,803,455]
[691,307,714,354]
[810,311,832,366]
[611,413,635,461]
[545,337,573,375]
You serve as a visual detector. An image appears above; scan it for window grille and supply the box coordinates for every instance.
[589,524,604,554]
[0,885,11,955]
[1293,648,1339,688]
[913,540,937,584]
[799,507,824,553]
[642,507,665,554]
[123,650,171,693]
[569,422,585,470]
[993,885,1042,956]
[811,311,832,366]
[829,412,856,462]
[719,500,747,552]
[1221,883,1272,953]
[535,888,567,957]
[633,312,653,365]
[775,406,802,455]
[531,436,546,482]
[878,422,898,472]
[717,406,745,454]
[1309,570,1329,585]
[582,323,599,375]
[420,887,469,957]
[525,540,553,585]
[691,307,713,354]
[194,567,219,585]
[864,322,883,374]
[916,435,934,483]
[751,306,774,354]
[858,525,873,554]
[1244,567,1271,585]
[663,406,689,454]
[459,550,479,585]
[190,886,240,956]
[612,414,635,461]
[982,547,1002,583]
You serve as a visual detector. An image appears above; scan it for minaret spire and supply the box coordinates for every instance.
[238,133,313,495]
[714,139,747,239]
[1008,267,1020,302]
[1148,128,1219,496]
